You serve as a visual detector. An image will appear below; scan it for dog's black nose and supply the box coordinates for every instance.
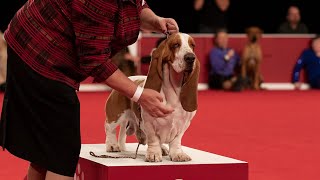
[184,53,195,64]
[251,35,257,43]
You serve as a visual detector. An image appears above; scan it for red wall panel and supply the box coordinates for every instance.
[138,35,312,83]
[81,34,312,85]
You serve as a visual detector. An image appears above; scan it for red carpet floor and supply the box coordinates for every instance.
[0,90,320,180]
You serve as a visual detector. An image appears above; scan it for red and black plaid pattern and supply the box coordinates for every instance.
[5,0,148,90]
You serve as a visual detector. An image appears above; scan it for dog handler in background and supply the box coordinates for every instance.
[292,36,320,89]
[0,0,177,179]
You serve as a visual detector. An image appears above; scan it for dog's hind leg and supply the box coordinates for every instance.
[118,120,128,152]
[105,120,121,152]
[105,111,129,152]
[241,63,247,80]
[118,110,138,151]
[253,66,261,90]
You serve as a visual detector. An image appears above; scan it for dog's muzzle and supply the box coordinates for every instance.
[184,53,195,72]
[250,35,257,43]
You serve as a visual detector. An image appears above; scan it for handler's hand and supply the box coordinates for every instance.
[138,88,174,117]
[158,17,179,35]
[140,8,179,34]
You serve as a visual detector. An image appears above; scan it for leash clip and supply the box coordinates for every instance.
[165,32,169,39]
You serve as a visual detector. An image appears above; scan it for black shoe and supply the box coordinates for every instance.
[231,80,243,92]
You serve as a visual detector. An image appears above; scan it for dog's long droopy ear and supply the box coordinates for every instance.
[259,28,264,34]
[180,58,200,112]
[258,28,264,38]
[144,40,168,92]
[245,27,250,34]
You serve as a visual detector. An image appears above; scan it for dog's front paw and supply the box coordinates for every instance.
[145,149,162,162]
[254,83,260,90]
[119,143,126,152]
[161,145,169,156]
[170,152,192,162]
[106,144,121,152]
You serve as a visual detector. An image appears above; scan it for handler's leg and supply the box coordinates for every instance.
[45,171,73,180]
[28,163,46,180]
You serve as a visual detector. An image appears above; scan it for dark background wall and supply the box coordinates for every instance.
[0,0,26,32]
[1,0,319,33]
[147,0,320,34]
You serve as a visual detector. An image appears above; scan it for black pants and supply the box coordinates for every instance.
[209,73,232,89]
[208,73,243,91]
[310,78,320,89]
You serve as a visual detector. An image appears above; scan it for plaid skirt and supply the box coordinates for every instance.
[0,47,81,177]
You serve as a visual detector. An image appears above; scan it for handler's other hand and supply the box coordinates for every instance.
[138,88,174,117]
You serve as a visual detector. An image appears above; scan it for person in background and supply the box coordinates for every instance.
[292,36,320,89]
[194,0,230,33]
[278,6,309,34]
[112,47,140,77]
[208,29,241,91]
[0,31,7,92]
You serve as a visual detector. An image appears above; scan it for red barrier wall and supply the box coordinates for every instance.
[138,34,313,83]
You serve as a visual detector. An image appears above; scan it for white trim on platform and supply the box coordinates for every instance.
[78,83,310,92]
[79,84,112,92]
[80,143,247,166]
[198,83,209,91]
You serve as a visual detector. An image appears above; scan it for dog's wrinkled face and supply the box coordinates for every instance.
[146,33,200,112]
[166,33,196,73]
[246,27,263,43]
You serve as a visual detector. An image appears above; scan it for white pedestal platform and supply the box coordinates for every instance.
[75,143,248,180]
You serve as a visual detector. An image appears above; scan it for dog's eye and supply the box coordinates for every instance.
[190,43,195,49]
[172,43,180,49]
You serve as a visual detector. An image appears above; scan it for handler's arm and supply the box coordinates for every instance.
[105,70,174,117]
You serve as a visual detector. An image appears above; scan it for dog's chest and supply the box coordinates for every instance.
[142,103,194,143]
[246,45,260,66]
[159,106,193,143]
[247,45,261,58]
[247,59,257,67]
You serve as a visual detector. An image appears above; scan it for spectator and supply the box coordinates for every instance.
[0,31,7,92]
[195,0,230,33]
[208,29,241,91]
[278,6,309,34]
[292,36,320,89]
[111,47,140,77]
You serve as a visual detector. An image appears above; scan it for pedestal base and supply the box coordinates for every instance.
[75,143,248,180]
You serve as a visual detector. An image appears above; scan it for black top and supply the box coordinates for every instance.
[278,22,309,34]
[198,0,228,31]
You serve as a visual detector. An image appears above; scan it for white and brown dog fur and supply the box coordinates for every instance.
[105,33,200,162]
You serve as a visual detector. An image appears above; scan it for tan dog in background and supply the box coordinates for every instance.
[241,26,263,90]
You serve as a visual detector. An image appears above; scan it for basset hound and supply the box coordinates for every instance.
[105,32,200,162]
